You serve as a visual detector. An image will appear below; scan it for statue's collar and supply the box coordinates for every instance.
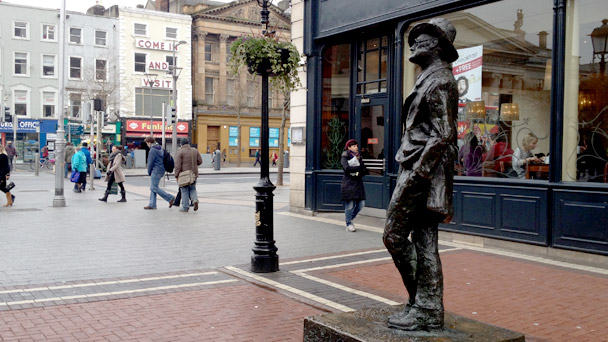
[415,60,450,87]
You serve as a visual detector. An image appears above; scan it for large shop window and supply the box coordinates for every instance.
[321,44,350,169]
[404,0,553,179]
[357,36,388,95]
[563,1,608,184]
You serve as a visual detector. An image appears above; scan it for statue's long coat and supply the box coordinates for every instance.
[394,60,458,220]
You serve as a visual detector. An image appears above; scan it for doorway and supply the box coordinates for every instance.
[207,126,219,152]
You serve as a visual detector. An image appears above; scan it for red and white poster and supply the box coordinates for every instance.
[125,120,189,137]
[453,45,483,105]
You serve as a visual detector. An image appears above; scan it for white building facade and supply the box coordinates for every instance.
[115,7,192,128]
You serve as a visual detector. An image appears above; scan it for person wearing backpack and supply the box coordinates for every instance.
[143,136,175,210]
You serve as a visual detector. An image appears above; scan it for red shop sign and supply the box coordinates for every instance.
[126,120,189,134]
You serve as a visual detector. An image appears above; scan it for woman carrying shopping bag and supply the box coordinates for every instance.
[99,145,127,202]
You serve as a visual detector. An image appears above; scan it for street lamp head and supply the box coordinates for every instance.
[590,19,608,56]
[178,40,187,45]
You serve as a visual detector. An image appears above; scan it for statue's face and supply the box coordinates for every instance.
[409,33,438,65]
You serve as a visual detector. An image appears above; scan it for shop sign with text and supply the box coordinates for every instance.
[126,120,189,135]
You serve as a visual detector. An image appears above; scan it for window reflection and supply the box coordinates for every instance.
[357,36,389,95]
[321,44,350,169]
[404,0,553,179]
[563,0,608,183]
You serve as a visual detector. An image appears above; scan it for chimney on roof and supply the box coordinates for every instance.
[538,31,548,49]
[277,0,290,11]
[155,0,169,12]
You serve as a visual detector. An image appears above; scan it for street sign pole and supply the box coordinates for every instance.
[161,103,166,188]
[53,0,67,207]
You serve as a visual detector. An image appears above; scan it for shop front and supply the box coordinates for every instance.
[122,118,190,152]
[0,119,58,162]
[303,0,608,255]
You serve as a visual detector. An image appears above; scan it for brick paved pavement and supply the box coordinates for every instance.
[1,172,607,341]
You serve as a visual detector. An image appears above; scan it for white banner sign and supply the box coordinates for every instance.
[453,45,483,104]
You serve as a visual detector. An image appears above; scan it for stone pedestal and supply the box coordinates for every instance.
[304,305,525,342]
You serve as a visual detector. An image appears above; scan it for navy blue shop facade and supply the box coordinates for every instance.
[302,0,608,255]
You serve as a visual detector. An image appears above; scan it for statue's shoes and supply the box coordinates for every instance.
[388,303,413,322]
[388,306,443,331]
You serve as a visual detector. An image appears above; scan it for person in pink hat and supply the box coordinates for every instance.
[340,139,367,232]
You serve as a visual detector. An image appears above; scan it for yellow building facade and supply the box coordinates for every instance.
[184,0,291,163]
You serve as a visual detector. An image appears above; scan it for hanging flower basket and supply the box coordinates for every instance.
[246,48,291,76]
[229,35,301,93]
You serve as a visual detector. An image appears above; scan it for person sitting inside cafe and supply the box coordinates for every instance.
[512,132,544,178]
[577,134,608,182]
[482,131,514,177]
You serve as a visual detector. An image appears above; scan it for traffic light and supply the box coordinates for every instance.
[166,104,177,124]
[3,106,11,123]
[93,98,103,111]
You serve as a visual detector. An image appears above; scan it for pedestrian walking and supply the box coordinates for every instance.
[253,149,261,166]
[144,136,174,210]
[99,145,127,203]
[0,145,15,207]
[174,138,202,212]
[341,139,367,232]
[5,141,17,171]
[71,145,88,192]
[271,151,278,166]
[64,142,75,178]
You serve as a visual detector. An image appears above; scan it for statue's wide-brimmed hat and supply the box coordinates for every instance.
[408,18,458,63]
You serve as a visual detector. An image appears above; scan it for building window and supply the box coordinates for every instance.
[42,91,55,118]
[95,59,107,81]
[134,53,146,73]
[95,30,107,46]
[42,54,56,77]
[227,79,235,106]
[135,88,173,117]
[563,0,608,183]
[13,21,29,39]
[70,93,81,118]
[402,1,553,180]
[14,52,29,76]
[247,83,255,107]
[357,36,388,94]
[321,44,350,169]
[42,24,56,41]
[205,77,214,104]
[69,57,82,79]
[134,23,147,36]
[14,90,28,116]
[166,27,177,39]
[166,55,176,68]
[205,43,212,62]
[70,27,81,44]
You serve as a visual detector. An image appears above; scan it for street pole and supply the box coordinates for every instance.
[144,73,158,136]
[35,123,40,177]
[161,103,166,188]
[170,41,186,158]
[89,106,95,190]
[53,0,66,206]
[250,0,278,273]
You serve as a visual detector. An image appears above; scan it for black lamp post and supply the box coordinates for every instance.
[590,19,608,76]
[251,0,279,273]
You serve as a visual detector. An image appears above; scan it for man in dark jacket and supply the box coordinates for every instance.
[143,136,175,210]
[383,18,459,331]
[340,139,367,232]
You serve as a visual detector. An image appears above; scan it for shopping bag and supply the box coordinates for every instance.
[109,182,119,195]
[94,169,102,179]
[70,170,80,183]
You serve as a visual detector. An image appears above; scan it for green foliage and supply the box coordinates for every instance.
[229,35,301,94]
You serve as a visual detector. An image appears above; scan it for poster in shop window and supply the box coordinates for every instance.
[453,45,483,121]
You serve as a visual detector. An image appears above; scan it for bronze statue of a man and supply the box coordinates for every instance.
[383,18,459,331]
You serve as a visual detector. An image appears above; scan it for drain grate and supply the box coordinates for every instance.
[16,190,50,193]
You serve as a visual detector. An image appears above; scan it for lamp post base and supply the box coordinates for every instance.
[251,180,279,273]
